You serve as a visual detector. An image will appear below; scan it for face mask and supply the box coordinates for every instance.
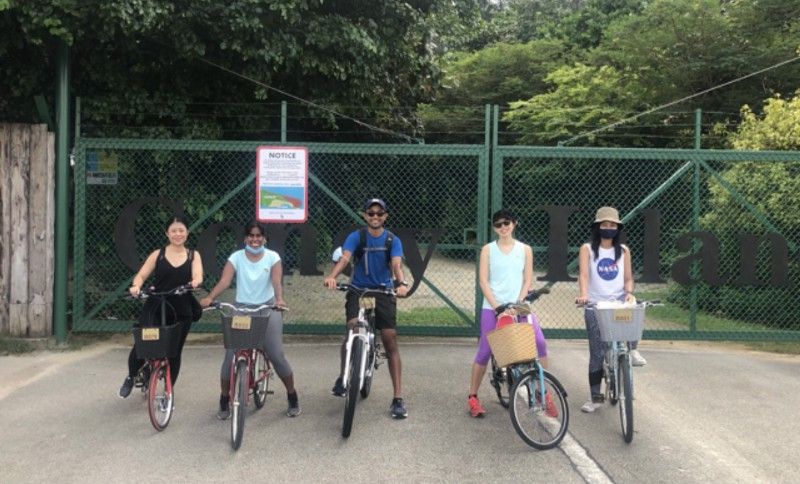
[245,245,265,255]
[599,228,618,240]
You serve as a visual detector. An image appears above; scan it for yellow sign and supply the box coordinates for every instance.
[361,297,376,310]
[141,328,160,341]
[613,309,633,322]
[231,316,251,330]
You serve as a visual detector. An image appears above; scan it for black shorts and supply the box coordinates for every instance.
[345,290,397,330]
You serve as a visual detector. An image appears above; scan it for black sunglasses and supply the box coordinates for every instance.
[492,220,512,228]
[366,211,387,217]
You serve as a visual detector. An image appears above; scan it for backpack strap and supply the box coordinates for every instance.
[352,228,394,272]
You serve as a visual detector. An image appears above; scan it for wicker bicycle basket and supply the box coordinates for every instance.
[594,305,646,342]
[133,323,183,359]
[221,315,269,350]
[486,323,537,368]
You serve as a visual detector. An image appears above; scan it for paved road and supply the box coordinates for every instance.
[1,339,798,483]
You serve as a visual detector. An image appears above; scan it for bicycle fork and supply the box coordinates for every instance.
[342,330,370,390]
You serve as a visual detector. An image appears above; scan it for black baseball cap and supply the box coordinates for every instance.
[364,198,388,211]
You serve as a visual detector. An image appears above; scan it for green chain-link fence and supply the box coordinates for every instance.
[72,139,488,335]
[494,146,800,340]
[72,118,800,341]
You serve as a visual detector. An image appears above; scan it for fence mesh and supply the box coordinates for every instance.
[73,140,487,335]
[73,139,800,340]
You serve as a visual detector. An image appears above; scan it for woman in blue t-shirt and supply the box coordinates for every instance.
[201,221,300,418]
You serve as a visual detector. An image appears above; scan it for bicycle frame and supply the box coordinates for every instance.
[337,285,393,391]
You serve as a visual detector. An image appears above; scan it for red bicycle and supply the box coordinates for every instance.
[130,284,194,431]
[207,302,283,450]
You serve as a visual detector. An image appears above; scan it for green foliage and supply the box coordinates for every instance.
[503,64,645,145]
[421,39,568,142]
[668,89,800,329]
[1,0,446,137]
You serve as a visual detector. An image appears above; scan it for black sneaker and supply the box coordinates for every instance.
[390,398,408,419]
[118,376,134,399]
[217,395,231,420]
[286,392,301,417]
[331,376,346,397]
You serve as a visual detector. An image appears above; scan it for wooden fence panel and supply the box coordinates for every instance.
[0,125,10,334]
[0,124,54,337]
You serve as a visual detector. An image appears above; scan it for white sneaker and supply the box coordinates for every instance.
[630,349,647,367]
[581,394,605,413]
[581,400,603,413]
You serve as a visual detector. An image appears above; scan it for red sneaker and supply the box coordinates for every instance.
[468,395,486,418]
[545,393,559,418]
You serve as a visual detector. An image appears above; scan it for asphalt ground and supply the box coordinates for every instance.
[1,338,799,483]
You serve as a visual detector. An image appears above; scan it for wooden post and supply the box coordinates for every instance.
[28,125,55,336]
[9,125,31,335]
[0,125,10,334]
[0,123,55,337]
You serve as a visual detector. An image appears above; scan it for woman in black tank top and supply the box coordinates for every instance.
[118,216,204,399]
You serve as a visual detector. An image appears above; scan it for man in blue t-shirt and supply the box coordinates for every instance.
[324,198,410,419]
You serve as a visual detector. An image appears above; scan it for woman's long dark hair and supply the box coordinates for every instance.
[589,223,623,262]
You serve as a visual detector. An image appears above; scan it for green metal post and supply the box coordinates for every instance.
[690,108,701,334]
[491,105,501,215]
[54,40,70,344]
[281,101,287,143]
[474,105,492,330]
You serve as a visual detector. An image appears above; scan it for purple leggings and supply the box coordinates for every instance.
[474,308,548,366]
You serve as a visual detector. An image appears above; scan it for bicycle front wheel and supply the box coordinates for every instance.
[253,351,270,409]
[619,354,634,443]
[231,359,248,450]
[342,338,364,438]
[360,344,375,399]
[509,369,569,450]
[147,361,173,431]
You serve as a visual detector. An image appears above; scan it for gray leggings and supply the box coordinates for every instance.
[220,304,292,380]
[584,308,638,394]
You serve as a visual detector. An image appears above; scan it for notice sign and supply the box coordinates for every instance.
[256,146,308,223]
[86,150,119,185]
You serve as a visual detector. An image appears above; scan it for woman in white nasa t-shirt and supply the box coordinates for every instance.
[576,207,646,414]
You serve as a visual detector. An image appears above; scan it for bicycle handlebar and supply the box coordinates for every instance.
[494,289,548,316]
[205,301,287,317]
[129,283,195,300]
[578,300,663,309]
[335,283,396,297]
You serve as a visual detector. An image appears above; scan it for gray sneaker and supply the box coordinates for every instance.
[217,395,230,420]
[286,393,301,417]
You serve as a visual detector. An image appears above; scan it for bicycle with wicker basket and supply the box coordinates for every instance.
[582,299,660,443]
[486,291,569,450]
[130,284,194,431]
[206,301,282,450]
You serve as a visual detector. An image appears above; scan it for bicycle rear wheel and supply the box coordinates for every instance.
[253,351,270,409]
[231,359,248,450]
[619,354,634,443]
[509,369,569,450]
[605,353,618,406]
[489,357,509,408]
[342,338,364,438]
[147,361,173,431]
[360,344,375,399]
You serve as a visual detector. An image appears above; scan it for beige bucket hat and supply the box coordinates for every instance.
[594,206,621,224]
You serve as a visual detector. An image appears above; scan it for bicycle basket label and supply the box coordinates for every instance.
[231,316,251,330]
[141,328,160,341]
[613,309,633,322]
[361,297,376,310]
